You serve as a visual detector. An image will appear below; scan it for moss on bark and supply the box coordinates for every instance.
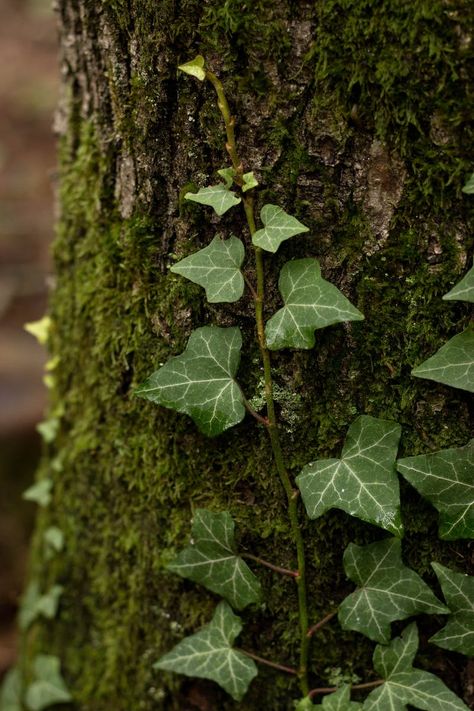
[19,0,473,708]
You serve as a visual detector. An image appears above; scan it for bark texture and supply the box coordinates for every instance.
[21,1,473,709]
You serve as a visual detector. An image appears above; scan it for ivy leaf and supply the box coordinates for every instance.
[19,582,63,631]
[168,509,261,609]
[36,417,59,443]
[252,204,309,253]
[462,172,474,194]
[217,168,258,192]
[314,686,363,709]
[170,236,245,303]
[177,55,206,81]
[363,623,469,711]
[265,259,364,350]
[24,316,51,345]
[297,416,402,535]
[242,172,258,192]
[185,184,241,216]
[429,563,474,656]
[443,260,474,303]
[217,167,235,188]
[0,667,22,711]
[23,479,53,507]
[136,326,245,437]
[397,440,474,540]
[412,328,474,393]
[295,698,315,710]
[25,655,72,711]
[43,527,65,555]
[339,538,448,643]
[154,601,257,701]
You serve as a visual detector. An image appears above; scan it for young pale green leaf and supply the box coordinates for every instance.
[339,538,448,644]
[217,167,235,188]
[297,416,402,535]
[429,563,474,656]
[242,172,258,192]
[295,698,315,711]
[265,259,364,350]
[25,655,72,711]
[167,509,261,610]
[177,55,206,81]
[23,479,53,507]
[363,623,469,711]
[43,526,64,554]
[412,328,474,393]
[252,204,309,253]
[443,260,474,303]
[24,316,51,345]
[185,184,241,216]
[154,601,257,701]
[397,440,474,539]
[314,685,363,709]
[0,667,22,711]
[216,168,257,192]
[36,417,59,443]
[170,236,245,303]
[462,172,474,194]
[136,326,245,437]
[19,582,63,631]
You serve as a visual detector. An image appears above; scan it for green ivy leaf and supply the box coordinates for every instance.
[217,167,235,187]
[19,582,63,631]
[155,601,257,701]
[136,326,245,437]
[177,55,206,81]
[252,204,309,253]
[314,686,363,709]
[443,260,474,303]
[167,509,261,609]
[25,655,72,711]
[339,538,448,643]
[242,172,258,192]
[170,236,245,303]
[429,563,474,656]
[397,440,474,539]
[265,259,364,350]
[43,527,65,554]
[363,623,469,711]
[295,698,315,710]
[185,184,241,216]
[297,416,402,535]
[24,316,51,345]
[0,667,22,711]
[36,417,59,443]
[23,479,53,507]
[412,328,474,393]
[462,172,474,194]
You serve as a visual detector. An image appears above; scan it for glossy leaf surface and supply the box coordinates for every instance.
[155,601,257,701]
[429,563,474,656]
[443,260,474,303]
[339,538,448,643]
[177,55,206,81]
[185,184,241,216]
[170,236,245,303]
[136,326,245,437]
[252,204,309,253]
[168,509,261,609]
[412,328,474,393]
[397,440,474,539]
[297,416,402,535]
[314,686,363,709]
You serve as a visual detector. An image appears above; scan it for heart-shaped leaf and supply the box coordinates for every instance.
[177,55,206,81]
[136,326,245,437]
[185,184,241,216]
[297,416,402,534]
[242,172,258,192]
[170,236,245,303]
[462,172,474,194]
[443,260,474,303]
[265,259,364,350]
[24,316,51,345]
[397,440,474,539]
[412,328,474,393]
[252,204,309,253]
[363,623,469,711]
[25,655,71,711]
[339,538,448,643]
[429,563,474,656]
[314,685,363,709]
[19,582,63,631]
[0,667,22,711]
[22,479,53,507]
[167,509,261,610]
[155,601,257,701]
[43,527,64,555]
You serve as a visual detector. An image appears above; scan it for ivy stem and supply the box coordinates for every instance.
[242,397,270,426]
[242,552,299,578]
[239,649,298,676]
[307,610,338,638]
[207,70,310,696]
[308,680,384,699]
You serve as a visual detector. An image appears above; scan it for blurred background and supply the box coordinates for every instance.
[0,0,57,678]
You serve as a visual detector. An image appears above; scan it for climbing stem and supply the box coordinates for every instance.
[207,71,310,696]
[242,552,299,578]
[307,610,338,638]
[239,650,298,676]
[308,680,384,699]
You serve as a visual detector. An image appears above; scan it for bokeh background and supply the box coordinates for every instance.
[0,0,57,678]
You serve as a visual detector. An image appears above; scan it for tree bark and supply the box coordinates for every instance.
[22,1,473,709]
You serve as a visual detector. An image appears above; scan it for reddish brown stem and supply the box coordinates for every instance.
[308,680,384,699]
[239,649,298,676]
[242,398,270,426]
[242,552,299,578]
[307,610,338,638]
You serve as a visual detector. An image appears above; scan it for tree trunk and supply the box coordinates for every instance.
[21,1,473,709]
